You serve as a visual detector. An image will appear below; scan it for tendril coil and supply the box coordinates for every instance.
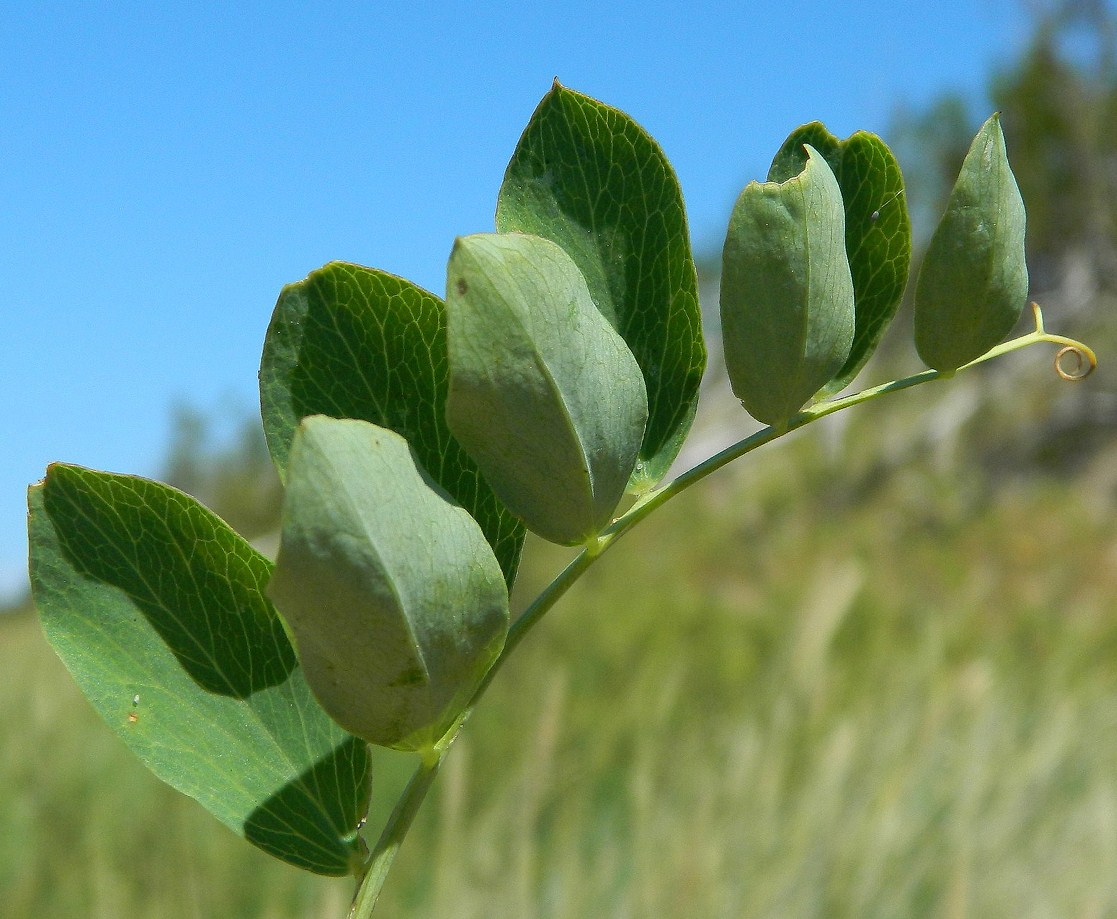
[1054,345,1096,382]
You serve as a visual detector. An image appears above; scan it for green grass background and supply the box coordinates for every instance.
[4,377,1117,918]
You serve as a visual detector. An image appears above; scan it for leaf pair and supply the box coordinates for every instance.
[721,126,911,425]
[30,426,508,872]
[446,81,706,542]
[259,264,526,587]
[260,278,517,755]
[720,112,1028,424]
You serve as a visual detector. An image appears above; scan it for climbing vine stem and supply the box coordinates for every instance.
[349,302,1094,918]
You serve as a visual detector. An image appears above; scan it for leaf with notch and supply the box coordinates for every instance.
[496,81,704,490]
[259,263,524,585]
[769,122,911,395]
[28,465,370,876]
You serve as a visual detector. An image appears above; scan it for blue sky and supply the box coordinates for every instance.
[1,1,1038,600]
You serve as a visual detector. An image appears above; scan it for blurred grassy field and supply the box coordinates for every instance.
[4,394,1117,918]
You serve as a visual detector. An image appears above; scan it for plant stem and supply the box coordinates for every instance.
[348,755,441,919]
[593,309,1095,548]
[345,308,1092,915]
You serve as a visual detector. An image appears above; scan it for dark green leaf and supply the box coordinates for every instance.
[445,233,647,546]
[496,81,704,490]
[915,113,1028,372]
[721,146,855,425]
[769,122,911,395]
[259,263,525,585]
[28,466,370,876]
[267,417,509,752]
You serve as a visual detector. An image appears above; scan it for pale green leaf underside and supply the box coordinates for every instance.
[768,122,911,396]
[267,417,509,752]
[496,81,704,489]
[915,113,1028,371]
[259,262,525,586]
[721,147,855,425]
[28,466,370,876]
[445,233,648,546]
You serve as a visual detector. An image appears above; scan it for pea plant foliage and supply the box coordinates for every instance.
[27,82,1096,916]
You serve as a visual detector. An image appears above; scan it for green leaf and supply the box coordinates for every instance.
[267,416,509,752]
[914,113,1028,372]
[259,262,525,586]
[28,466,370,876]
[768,122,911,395]
[496,81,704,490]
[445,233,648,546]
[720,146,856,425]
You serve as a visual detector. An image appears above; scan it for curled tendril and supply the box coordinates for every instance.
[1026,304,1097,381]
[1054,345,1096,381]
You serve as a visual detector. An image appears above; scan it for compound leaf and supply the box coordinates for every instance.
[915,113,1028,372]
[445,233,647,546]
[259,263,525,585]
[769,123,911,395]
[28,465,370,876]
[267,417,509,752]
[496,81,704,490]
[720,146,855,425]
